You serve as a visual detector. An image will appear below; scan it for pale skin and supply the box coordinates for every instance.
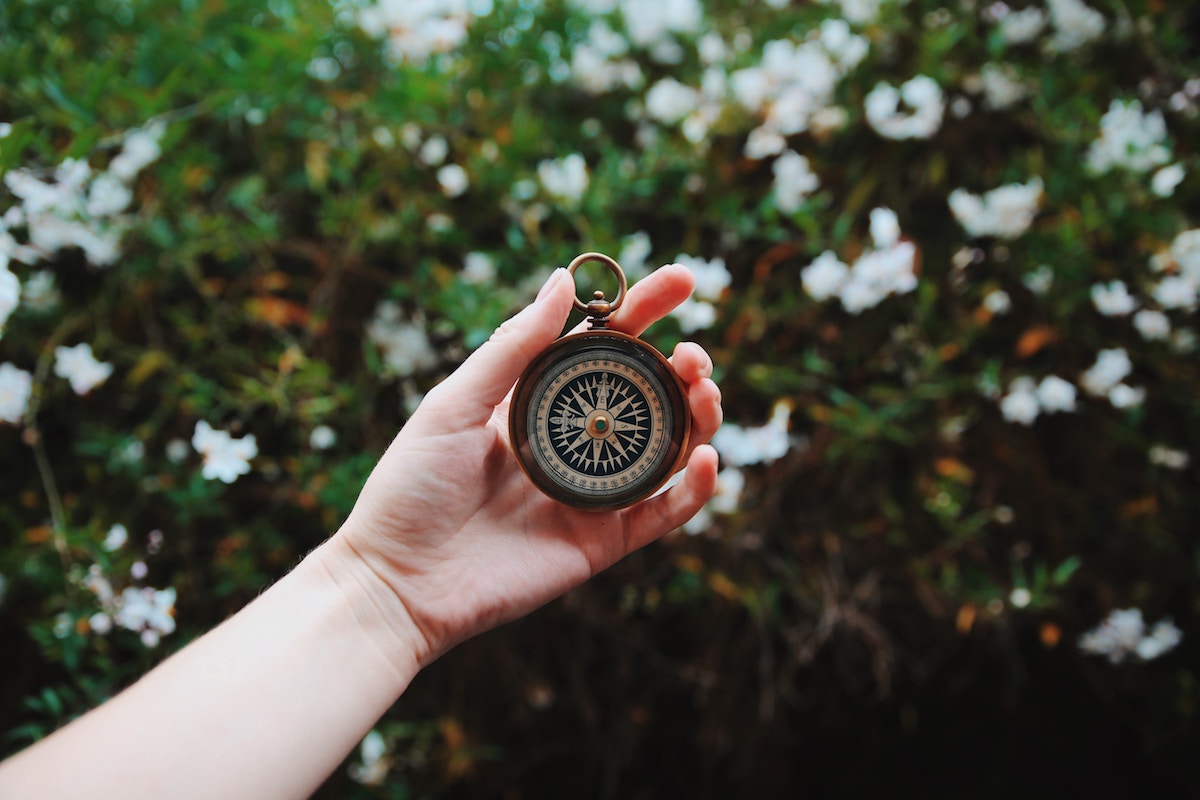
[0,264,723,799]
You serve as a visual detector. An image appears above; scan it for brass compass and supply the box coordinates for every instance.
[509,252,691,510]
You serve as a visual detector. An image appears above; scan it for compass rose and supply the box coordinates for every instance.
[548,372,650,476]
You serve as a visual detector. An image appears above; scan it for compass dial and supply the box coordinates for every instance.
[510,331,690,510]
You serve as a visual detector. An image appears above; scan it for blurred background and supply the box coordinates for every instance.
[1,0,1198,796]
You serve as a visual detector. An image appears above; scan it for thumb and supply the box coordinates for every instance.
[430,268,575,426]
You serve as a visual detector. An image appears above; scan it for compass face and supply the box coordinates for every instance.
[511,331,690,510]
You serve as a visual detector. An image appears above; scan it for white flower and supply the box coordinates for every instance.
[672,255,731,301]
[86,172,133,217]
[670,297,717,333]
[309,425,336,450]
[1090,280,1137,316]
[1009,587,1032,608]
[864,76,945,140]
[1079,608,1181,664]
[819,0,885,24]
[1149,445,1189,470]
[1036,375,1077,413]
[103,524,128,552]
[166,438,190,464]
[537,153,590,206]
[838,242,918,314]
[113,585,177,646]
[0,362,33,424]
[645,78,701,124]
[711,401,792,466]
[1151,164,1185,197]
[618,231,652,277]
[436,163,469,198]
[366,301,439,378]
[462,251,496,284]
[417,135,448,167]
[191,420,257,483]
[1133,309,1170,340]
[948,178,1043,239]
[1151,275,1198,311]
[110,124,164,183]
[996,6,1047,45]
[869,207,901,249]
[88,612,113,635]
[1080,348,1132,396]
[1000,377,1040,425]
[306,56,341,82]
[357,1,478,66]
[772,150,820,213]
[983,289,1012,315]
[130,561,148,580]
[1108,383,1145,409]
[1046,0,1106,53]
[1086,99,1170,175]
[1023,265,1054,295]
[349,730,391,787]
[744,127,786,160]
[977,63,1028,111]
[53,343,114,395]
[620,0,701,51]
[801,251,850,302]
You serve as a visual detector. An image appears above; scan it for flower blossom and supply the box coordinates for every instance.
[192,420,257,484]
[1133,309,1170,340]
[113,585,177,648]
[102,524,128,552]
[1090,280,1137,316]
[349,730,391,787]
[53,343,113,395]
[711,401,793,467]
[437,163,469,197]
[801,208,917,314]
[1046,0,1106,53]
[999,374,1077,424]
[864,76,945,140]
[355,0,480,66]
[537,153,590,206]
[366,301,439,378]
[948,178,1043,239]
[994,6,1047,45]
[0,362,33,424]
[1086,99,1170,175]
[772,150,820,214]
[1151,164,1185,197]
[668,255,729,332]
[1078,608,1181,664]
[1148,445,1189,470]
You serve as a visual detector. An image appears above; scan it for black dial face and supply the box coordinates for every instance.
[511,332,689,510]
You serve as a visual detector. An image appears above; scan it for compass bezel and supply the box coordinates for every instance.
[510,330,691,511]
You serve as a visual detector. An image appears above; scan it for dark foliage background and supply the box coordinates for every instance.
[1,0,1198,796]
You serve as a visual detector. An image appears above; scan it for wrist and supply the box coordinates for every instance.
[310,532,431,678]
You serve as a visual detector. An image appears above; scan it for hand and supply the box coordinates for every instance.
[332,264,723,667]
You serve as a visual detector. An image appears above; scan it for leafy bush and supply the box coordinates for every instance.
[2,0,1198,795]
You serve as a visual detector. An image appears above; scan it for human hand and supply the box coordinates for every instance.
[329,264,722,667]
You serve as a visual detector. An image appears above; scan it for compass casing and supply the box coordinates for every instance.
[510,330,691,511]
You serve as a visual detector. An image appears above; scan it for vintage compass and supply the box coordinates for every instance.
[509,252,691,511]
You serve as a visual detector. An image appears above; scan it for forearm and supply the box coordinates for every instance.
[0,534,421,800]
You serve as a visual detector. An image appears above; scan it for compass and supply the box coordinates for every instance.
[510,253,691,510]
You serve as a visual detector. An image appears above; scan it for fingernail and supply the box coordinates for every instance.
[536,268,568,302]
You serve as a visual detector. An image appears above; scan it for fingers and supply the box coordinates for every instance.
[670,341,721,459]
[621,445,719,553]
[567,263,696,337]
[425,269,574,427]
